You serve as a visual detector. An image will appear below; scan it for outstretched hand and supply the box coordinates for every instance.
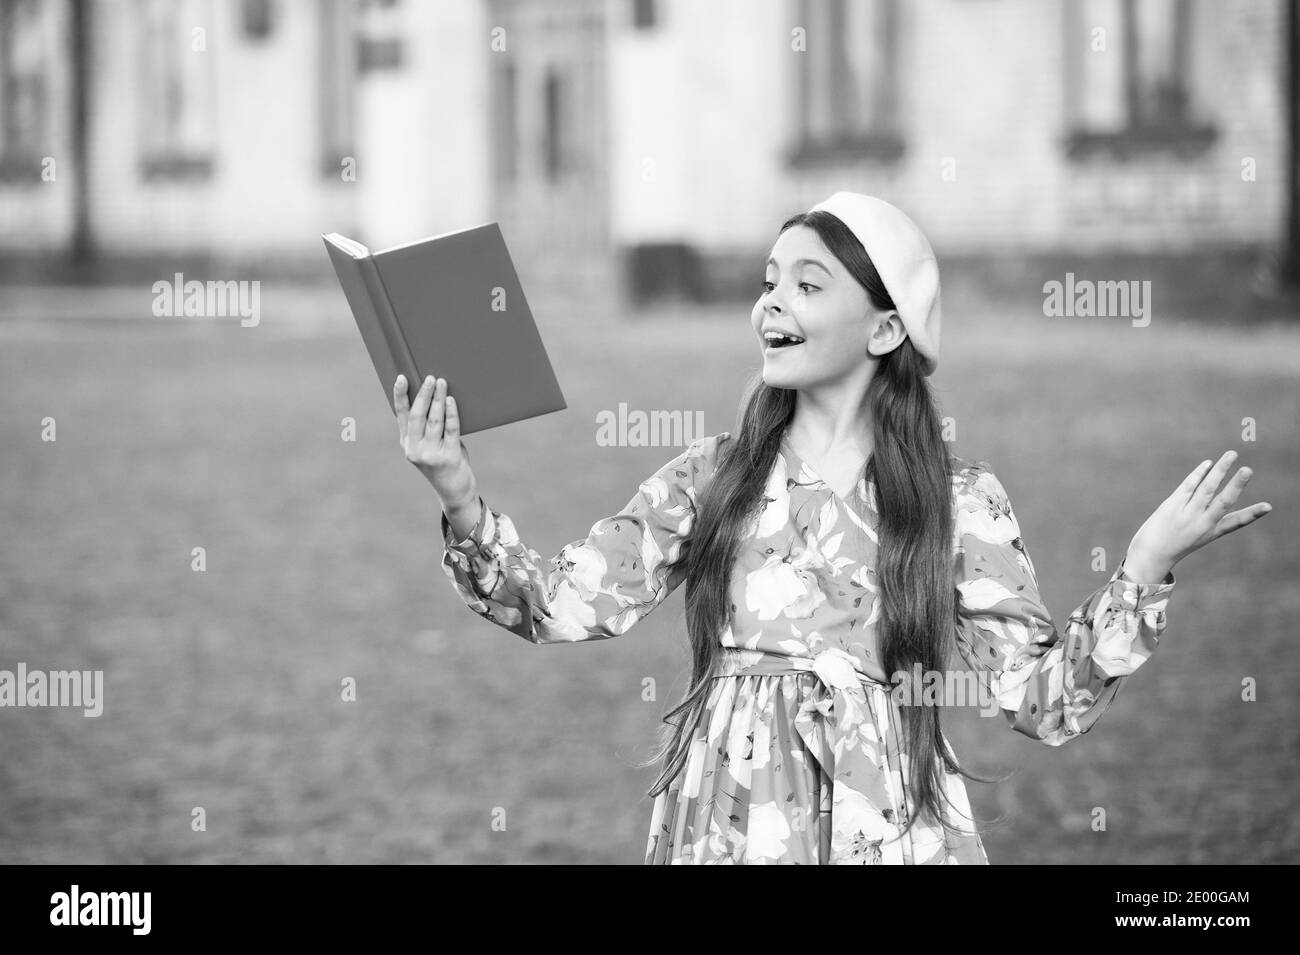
[1125,450,1271,583]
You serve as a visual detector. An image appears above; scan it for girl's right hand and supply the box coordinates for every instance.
[394,374,478,510]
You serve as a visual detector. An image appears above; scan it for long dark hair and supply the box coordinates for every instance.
[641,209,1006,841]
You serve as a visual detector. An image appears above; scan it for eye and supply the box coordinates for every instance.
[760,281,817,293]
[760,280,775,293]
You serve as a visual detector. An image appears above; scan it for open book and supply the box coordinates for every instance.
[323,222,567,435]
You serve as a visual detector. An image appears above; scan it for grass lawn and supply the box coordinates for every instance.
[1,280,1297,863]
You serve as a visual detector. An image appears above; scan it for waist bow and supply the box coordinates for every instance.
[716,646,981,865]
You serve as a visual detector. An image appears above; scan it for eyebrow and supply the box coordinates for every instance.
[766,256,830,273]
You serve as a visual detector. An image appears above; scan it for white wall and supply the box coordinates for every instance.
[356,0,492,249]
[83,0,354,258]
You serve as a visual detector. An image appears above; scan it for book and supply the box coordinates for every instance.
[322,222,567,435]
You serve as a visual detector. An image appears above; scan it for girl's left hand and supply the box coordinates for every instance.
[1125,450,1272,582]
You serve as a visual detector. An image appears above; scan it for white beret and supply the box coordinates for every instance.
[808,192,942,376]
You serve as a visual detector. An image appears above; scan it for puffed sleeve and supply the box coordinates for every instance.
[439,432,732,645]
[951,460,1177,745]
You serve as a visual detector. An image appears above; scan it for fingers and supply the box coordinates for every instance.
[424,377,447,441]
[1176,458,1214,498]
[407,374,436,447]
[1212,463,1255,514]
[1195,449,1272,546]
[1212,502,1272,539]
[444,390,461,444]
[394,375,410,443]
[1191,451,1237,508]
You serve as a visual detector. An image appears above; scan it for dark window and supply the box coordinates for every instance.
[1064,0,1216,159]
[633,0,656,30]
[492,59,518,182]
[358,36,402,71]
[787,0,903,168]
[242,0,275,41]
[319,0,357,177]
[0,0,48,176]
[138,0,216,181]
[544,67,567,181]
[357,0,403,72]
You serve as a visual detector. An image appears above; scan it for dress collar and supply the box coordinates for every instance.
[779,432,872,504]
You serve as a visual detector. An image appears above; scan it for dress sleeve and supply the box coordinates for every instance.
[438,432,732,645]
[951,460,1177,745]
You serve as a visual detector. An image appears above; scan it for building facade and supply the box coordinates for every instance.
[0,0,1288,294]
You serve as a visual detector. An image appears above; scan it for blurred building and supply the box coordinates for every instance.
[0,0,1289,297]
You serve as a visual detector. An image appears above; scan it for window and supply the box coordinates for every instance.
[1065,0,1216,159]
[0,0,49,176]
[242,0,275,41]
[632,0,656,30]
[788,0,903,167]
[543,67,569,181]
[357,0,403,73]
[138,0,217,180]
[491,59,518,183]
[319,0,356,177]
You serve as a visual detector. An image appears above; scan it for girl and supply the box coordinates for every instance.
[394,192,1271,865]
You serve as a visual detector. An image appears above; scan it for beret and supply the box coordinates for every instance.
[808,191,941,376]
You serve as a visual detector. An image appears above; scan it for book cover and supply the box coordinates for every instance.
[323,222,567,436]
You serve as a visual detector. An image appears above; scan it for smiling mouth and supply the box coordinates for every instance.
[763,333,805,349]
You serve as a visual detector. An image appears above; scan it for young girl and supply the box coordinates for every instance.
[393,192,1271,865]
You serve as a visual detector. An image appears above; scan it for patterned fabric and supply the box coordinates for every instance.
[439,431,1177,864]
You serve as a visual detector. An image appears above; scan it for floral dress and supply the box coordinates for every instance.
[438,431,1177,864]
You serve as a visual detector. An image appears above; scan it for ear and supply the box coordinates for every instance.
[865,308,906,359]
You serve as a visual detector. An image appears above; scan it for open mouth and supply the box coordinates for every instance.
[764,332,805,349]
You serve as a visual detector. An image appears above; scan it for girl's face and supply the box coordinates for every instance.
[750,225,900,391]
